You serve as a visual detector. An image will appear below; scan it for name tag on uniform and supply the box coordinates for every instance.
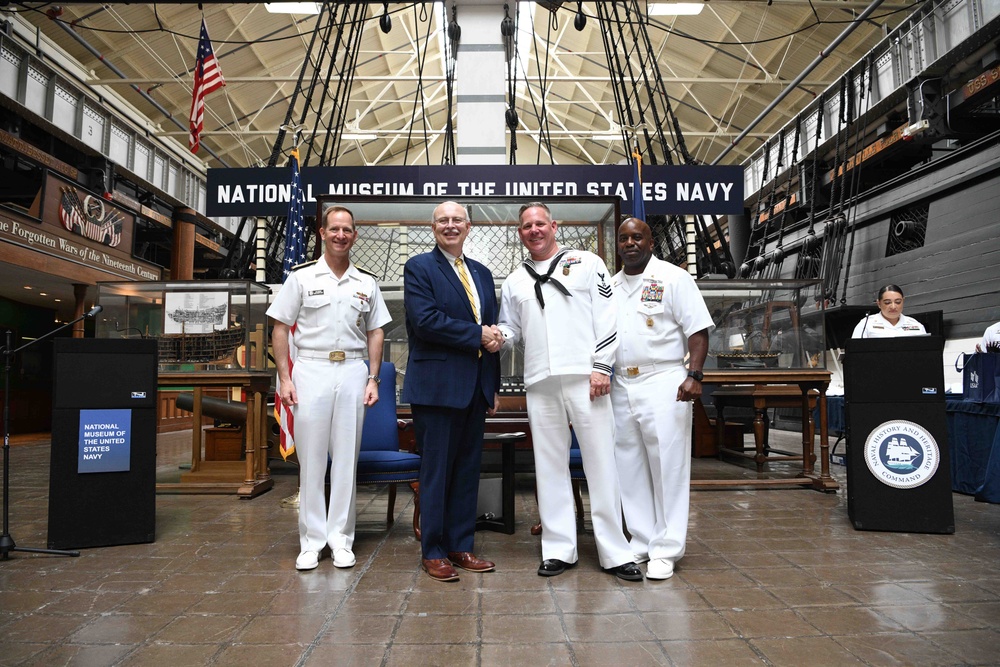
[308,289,325,296]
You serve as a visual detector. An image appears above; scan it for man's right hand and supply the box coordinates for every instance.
[481,325,503,353]
[279,380,298,407]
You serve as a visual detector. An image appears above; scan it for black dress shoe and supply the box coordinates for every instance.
[605,562,644,581]
[537,558,577,577]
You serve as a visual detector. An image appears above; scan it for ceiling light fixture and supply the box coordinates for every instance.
[648,3,705,16]
[264,2,321,15]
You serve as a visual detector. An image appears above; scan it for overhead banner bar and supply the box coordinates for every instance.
[206,164,743,218]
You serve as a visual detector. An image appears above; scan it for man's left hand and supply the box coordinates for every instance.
[364,381,379,407]
[590,372,610,401]
[676,377,702,402]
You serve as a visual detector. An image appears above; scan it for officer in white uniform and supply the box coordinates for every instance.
[976,322,1000,352]
[611,218,714,580]
[267,205,391,572]
[851,284,926,338]
[498,202,641,581]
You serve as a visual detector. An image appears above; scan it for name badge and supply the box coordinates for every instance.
[308,289,325,296]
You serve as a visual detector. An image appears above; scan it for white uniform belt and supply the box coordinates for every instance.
[297,350,367,362]
[615,361,678,378]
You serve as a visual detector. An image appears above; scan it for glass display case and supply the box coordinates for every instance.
[699,279,826,371]
[95,280,271,373]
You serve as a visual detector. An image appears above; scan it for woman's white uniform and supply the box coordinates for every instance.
[611,256,714,565]
[498,248,634,569]
[267,259,390,555]
[851,312,926,338]
[980,322,1000,350]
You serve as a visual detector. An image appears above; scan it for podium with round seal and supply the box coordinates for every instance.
[843,336,954,533]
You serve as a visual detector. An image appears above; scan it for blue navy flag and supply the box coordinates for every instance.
[281,147,307,281]
[631,144,646,221]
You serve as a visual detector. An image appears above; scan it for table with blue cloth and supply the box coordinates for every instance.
[946,399,1000,503]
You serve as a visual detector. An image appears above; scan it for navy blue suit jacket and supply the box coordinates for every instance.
[401,246,500,409]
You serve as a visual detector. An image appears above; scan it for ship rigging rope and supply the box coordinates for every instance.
[839,57,875,305]
[403,4,436,166]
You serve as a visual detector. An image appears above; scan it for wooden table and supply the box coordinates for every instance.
[476,431,527,534]
[156,371,273,498]
[697,369,838,491]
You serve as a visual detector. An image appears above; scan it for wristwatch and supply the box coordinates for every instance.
[687,369,704,382]
[367,374,381,385]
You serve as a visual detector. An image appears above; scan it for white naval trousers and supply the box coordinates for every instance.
[291,357,367,553]
[612,365,691,563]
[527,374,634,569]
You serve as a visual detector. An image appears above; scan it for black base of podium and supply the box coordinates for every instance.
[846,399,955,534]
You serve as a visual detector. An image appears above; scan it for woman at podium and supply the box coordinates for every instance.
[852,284,927,339]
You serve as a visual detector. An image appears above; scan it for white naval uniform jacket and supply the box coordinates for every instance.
[851,312,925,339]
[498,248,617,388]
[611,256,715,369]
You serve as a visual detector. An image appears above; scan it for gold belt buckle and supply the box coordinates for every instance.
[626,366,640,377]
[329,350,347,362]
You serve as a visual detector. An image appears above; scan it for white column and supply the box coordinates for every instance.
[454,4,507,166]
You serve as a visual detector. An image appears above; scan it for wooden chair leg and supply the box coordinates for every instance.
[410,481,421,540]
[572,479,585,530]
[386,483,397,528]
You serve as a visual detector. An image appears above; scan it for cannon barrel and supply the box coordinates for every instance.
[175,393,249,423]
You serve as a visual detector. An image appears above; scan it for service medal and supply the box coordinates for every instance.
[563,266,570,275]
[646,317,654,327]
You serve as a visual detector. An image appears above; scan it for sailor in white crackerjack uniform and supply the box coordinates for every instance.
[267,205,391,572]
[498,202,642,581]
[611,218,714,580]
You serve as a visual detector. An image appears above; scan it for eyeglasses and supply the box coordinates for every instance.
[434,217,468,225]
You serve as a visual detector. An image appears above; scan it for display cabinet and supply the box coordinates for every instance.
[95,280,271,373]
[699,279,826,371]
[95,280,273,497]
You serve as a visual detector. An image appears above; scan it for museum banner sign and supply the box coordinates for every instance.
[206,164,744,218]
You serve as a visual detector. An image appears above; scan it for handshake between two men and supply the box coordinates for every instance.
[481,325,504,353]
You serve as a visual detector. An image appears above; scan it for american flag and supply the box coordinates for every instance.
[275,147,307,461]
[188,19,226,154]
[631,143,646,221]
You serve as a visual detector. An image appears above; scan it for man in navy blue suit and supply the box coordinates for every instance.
[402,201,502,582]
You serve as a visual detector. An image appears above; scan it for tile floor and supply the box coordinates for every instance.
[1,431,999,666]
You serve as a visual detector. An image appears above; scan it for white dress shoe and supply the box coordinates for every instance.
[295,550,320,571]
[333,548,356,568]
[646,558,674,580]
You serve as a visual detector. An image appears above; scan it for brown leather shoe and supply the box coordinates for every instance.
[422,558,460,582]
[447,551,496,573]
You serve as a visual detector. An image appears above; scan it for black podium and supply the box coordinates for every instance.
[48,338,158,549]
[844,336,954,533]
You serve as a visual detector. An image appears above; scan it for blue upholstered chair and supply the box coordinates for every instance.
[357,361,421,539]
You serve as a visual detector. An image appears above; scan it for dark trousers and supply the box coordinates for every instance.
[412,390,488,560]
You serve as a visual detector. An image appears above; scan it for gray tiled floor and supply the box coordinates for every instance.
[1,431,999,666]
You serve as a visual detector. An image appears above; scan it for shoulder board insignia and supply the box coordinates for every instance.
[291,259,318,272]
[355,265,378,278]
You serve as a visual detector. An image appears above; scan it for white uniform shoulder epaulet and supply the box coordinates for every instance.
[291,259,318,272]
[355,265,378,278]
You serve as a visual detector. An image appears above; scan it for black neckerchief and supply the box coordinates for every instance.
[524,249,572,309]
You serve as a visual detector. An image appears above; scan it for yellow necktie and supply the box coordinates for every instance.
[455,257,480,324]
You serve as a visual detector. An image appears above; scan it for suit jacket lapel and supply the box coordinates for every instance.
[432,246,477,321]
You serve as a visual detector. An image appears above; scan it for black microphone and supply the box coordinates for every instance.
[86,305,103,318]
[861,313,870,338]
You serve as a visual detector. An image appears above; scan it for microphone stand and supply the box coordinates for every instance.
[0,306,101,559]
